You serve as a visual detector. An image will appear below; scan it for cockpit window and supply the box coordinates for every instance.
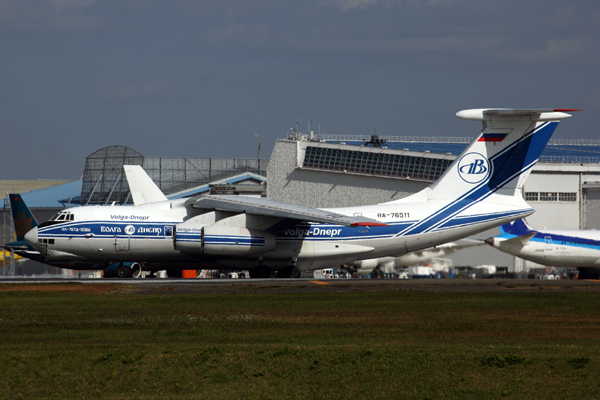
[49,211,74,222]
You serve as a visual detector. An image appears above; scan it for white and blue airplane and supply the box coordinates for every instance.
[485,218,600,279]
[23,108,577,278]
[3,193,146,277]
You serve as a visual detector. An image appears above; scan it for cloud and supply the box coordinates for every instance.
[0,0,101,31]
[330,0,381,10]
[100,79,173,101]
[326,0,452,11]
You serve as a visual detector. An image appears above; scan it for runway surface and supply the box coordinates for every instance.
[1,278,600,295]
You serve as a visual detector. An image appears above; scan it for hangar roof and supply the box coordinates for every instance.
[14,181,83,209]
[4,172,267,210]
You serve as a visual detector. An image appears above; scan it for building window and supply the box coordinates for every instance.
[525,192,538,201]
[559,192,577,202]
[526,192,577,202]
[302,146,453,181]
[539,192,558,201]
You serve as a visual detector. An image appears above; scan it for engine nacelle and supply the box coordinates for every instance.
[174,223,276,256]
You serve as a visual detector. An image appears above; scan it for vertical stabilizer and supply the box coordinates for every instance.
[499,218,532,235]
[123,165,168,205]
[8,194,38,242]
[428,109,575,200]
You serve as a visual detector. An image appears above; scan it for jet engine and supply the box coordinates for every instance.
[174,223,276,256]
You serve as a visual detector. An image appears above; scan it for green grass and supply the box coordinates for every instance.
[1,286,600,399]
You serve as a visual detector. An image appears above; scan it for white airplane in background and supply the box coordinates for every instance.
[23,108,577,278]
[485,218,600,279]
[343,239,482,275]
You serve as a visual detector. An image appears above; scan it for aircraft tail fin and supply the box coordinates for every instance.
[8,194,38,242]
[427,109,577,200]
[123,165,168,206]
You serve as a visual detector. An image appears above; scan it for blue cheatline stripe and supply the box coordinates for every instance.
[38,220,174,240]
[435,209,533,231]
[272,210,532,243]
[501,232,600,251]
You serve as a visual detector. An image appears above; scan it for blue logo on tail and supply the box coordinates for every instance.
[457,152,490,184]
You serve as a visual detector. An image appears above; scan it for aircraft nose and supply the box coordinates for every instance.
[24,227,38,247]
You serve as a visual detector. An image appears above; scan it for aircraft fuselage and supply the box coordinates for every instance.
[27,194,530,271]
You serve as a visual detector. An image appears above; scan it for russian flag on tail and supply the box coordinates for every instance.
[478,133,507,142]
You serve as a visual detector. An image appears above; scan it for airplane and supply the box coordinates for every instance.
[485,218,600,279]
[3,194,146,277]
[342,239,483,275]
[22,108,578,278]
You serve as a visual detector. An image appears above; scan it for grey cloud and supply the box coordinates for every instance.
[100,79,174,101]
[0,0,102,31]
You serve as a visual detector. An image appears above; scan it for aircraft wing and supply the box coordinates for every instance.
[186,195,386,227]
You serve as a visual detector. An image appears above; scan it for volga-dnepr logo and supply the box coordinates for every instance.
[124,225,136,235]
[457,152,490,184]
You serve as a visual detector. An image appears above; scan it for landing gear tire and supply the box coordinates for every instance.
[116,264,132,278]
[280,265,301,278]
[249,266,271,279]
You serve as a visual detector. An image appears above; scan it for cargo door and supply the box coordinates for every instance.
[114,235,130,251]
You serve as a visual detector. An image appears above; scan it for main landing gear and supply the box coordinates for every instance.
[110,262,144,278]
[279,265,301,279]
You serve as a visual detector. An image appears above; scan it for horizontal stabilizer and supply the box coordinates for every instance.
[504,232,536,246]
[187,195,387,227]
[123,165,168,206]
[1,244,30,251]
[455,109,579,121]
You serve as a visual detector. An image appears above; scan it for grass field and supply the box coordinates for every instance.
[1,283,599,399]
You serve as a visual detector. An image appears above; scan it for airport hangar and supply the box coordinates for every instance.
[3,134,600,276]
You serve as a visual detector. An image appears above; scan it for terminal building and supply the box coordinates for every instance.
[3,132,600,276]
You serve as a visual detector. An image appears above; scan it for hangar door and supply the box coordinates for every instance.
[583,185,600,229]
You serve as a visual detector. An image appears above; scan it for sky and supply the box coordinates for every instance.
[1,0,599,180]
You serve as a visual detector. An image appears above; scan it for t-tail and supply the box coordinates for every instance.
[392,109,578,237]
[428,109,578,200]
